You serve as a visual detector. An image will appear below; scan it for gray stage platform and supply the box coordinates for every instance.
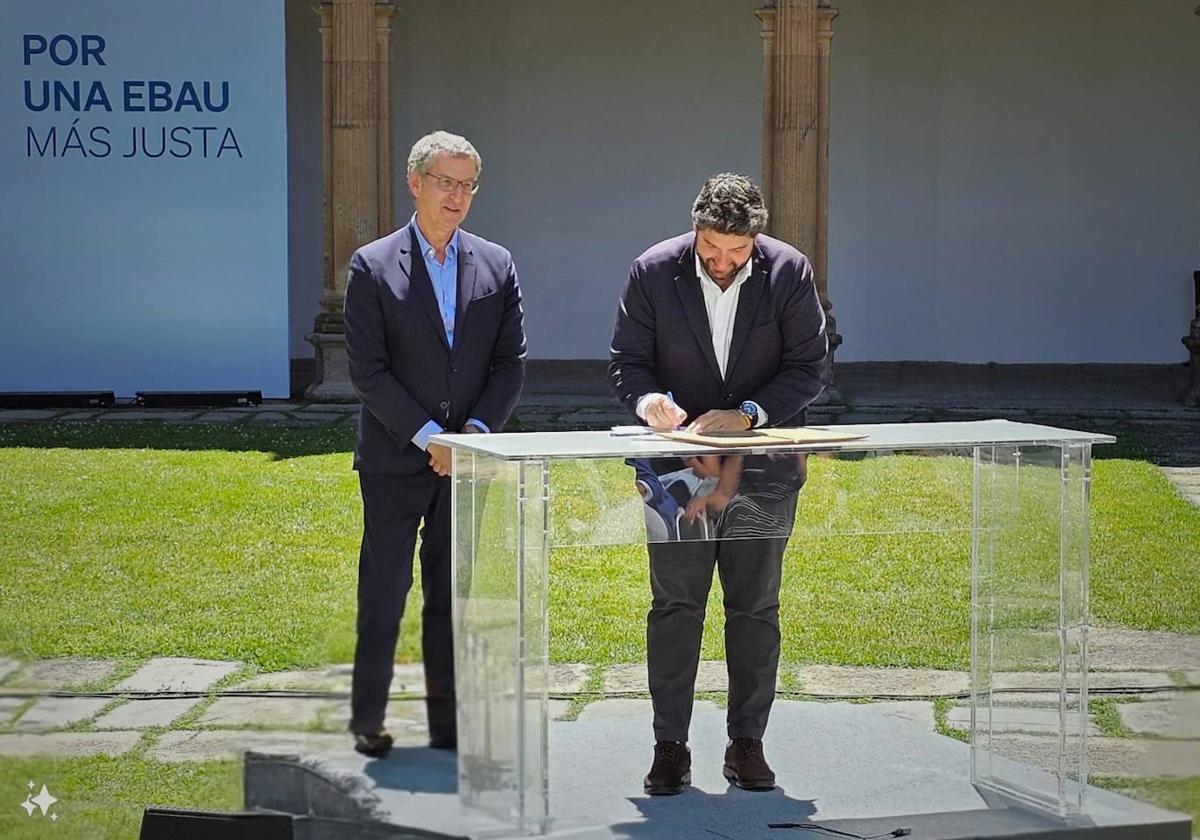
[245,699,1192,839]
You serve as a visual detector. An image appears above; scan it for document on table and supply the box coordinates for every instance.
[656,427,867,447]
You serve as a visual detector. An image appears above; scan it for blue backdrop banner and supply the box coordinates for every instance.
[0,0,289,396]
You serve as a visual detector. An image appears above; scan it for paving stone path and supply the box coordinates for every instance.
[1163,466,1200,508]
[0,403,361,428]
[1,630,1197,780]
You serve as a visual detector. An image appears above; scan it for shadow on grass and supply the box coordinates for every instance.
[1075,423,1151,462]
[0,421,356,459]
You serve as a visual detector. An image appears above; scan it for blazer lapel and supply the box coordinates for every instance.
[673,248,722,384]
[451,240,477,357]
[724,254,768,384]
[399,223,451,352]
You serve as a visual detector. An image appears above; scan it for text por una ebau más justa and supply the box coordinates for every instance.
[22,33,243,160]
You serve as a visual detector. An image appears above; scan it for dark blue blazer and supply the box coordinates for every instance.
[345,222,527,473]
[609,232,826,426]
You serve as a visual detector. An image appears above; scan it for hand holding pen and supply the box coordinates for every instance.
[644,391,686,430]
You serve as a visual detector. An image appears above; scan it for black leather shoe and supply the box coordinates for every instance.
[644,741,691,795]
[353,730,393,759]
[428,732,457,750]
[723,738,775,790]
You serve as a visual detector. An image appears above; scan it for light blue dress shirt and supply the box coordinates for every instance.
[410,218,490,451]
[412,218,460,348]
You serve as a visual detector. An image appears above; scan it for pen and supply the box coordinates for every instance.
[666,391,686,431]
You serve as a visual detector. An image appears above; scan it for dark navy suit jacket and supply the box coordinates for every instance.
[345,222,526,473]
[609,232,826,426]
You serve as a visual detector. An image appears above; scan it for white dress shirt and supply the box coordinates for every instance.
[696,252,751,379]
[635,252,767,426]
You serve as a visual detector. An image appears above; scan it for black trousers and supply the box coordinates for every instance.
[350,470,456,739]
[646,456,802,744]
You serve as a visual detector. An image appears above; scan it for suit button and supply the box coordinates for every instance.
[439,401,450,411]
[450,367,458,374]
[726,393,733,400]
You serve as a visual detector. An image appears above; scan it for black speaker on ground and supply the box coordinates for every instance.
[0,391,116,408]
[138,807,292,840]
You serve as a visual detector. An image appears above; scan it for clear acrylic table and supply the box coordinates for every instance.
[432,419,1113,836]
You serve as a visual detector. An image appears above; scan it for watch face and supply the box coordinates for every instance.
[739,401,757,417]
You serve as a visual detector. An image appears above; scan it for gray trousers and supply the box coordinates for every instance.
[646,459,802,743]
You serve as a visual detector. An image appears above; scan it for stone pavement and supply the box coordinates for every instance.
[1165,466,1200,508]
[2,627,1198,780]
[2,360,1196,435]
[0,401,360,429]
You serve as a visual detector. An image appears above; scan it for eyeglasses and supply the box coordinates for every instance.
[422,171,480,195]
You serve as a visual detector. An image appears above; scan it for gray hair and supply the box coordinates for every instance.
[406,130,482,177]
[691,173,769,236]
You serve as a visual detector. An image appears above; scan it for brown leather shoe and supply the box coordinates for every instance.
[353,730,393,759]
[644,741,691,795]
[723,738,775,790]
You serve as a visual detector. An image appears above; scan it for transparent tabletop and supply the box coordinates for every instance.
[432,419,1115,460]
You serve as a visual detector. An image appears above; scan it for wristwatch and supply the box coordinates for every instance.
[739,400,759,430]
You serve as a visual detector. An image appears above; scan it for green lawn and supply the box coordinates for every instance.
[0,421,1196,840]
[1092,776,1200,829]
[0,752,1192,840]
[0,756,240,840]
[0,422,1197,672]
[0,424,367,670]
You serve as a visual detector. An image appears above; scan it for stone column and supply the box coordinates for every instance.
[306,0,396,401]
[756,0,842,402]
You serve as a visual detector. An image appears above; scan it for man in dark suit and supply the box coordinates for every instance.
[344,130,526,758]
[609,173,826,794]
